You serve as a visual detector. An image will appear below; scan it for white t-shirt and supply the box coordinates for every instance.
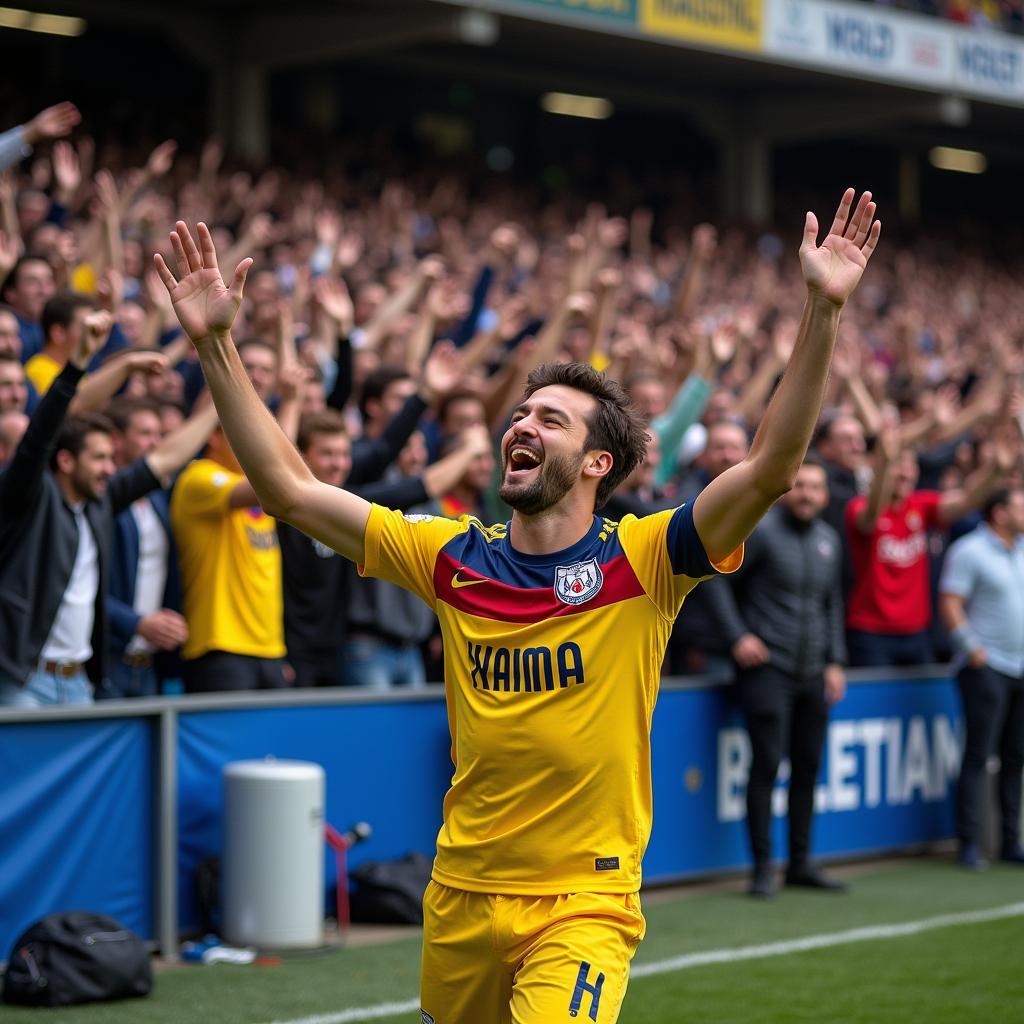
[125,498,169,655]
[41,504,98,663]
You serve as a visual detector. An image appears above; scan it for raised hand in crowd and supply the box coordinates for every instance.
[69,309,113,369]
[23,101,80,146]
[419,340,465,406]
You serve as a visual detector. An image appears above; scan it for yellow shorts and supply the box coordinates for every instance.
[420,880,646,1024]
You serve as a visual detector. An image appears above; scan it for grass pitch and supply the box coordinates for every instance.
[4,858,1023,1023]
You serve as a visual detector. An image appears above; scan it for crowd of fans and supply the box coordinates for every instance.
[868,0,1024,33]
[0,100,1022,707]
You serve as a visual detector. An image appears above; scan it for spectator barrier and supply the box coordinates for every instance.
[0,668,962,960]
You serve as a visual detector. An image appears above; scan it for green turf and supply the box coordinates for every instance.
[620,916,1024,1024]
[4,859,1022,1024]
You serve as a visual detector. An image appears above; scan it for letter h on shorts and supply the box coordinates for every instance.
[569,961,605,1021]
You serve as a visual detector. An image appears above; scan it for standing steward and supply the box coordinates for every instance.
[938,485,1024,870]
[704,456,848,897]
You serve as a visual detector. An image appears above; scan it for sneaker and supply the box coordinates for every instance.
[784,866,848,892]
[748,866,776,899]
[957,843,988,871]
[1000,844,1024,864]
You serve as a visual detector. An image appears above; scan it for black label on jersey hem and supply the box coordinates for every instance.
[595,857,620,871]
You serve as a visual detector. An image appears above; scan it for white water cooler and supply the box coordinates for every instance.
[222,758,324,948]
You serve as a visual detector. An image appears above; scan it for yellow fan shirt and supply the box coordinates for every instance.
[170,459,284,661]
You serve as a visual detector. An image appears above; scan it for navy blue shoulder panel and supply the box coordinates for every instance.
[666,502,717,578]
[439,517,627,588]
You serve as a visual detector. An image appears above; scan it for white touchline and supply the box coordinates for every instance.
[260,901,1024,1024]
[630,900,1024,977]
[262,1001,421,1024]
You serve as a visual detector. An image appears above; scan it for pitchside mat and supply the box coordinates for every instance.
[3,858,1022,1023]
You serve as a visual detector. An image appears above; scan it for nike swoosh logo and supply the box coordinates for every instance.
[451,571,487,589]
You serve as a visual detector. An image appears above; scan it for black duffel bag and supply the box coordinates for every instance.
[349,852,433,925]
[3,911,153,1007]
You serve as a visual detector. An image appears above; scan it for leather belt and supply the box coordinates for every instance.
[40,660,85,678]
[122,652,154,669]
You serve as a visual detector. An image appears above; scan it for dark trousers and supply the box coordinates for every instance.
[846,628,933,668]
[956,664,1024,851]
[99,658,158,700]
[183,650,289,693]
[737,663,829,870]
[289,650,343,688]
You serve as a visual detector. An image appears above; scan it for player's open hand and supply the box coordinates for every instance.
[154,221,252,345]
[800,189,880,308]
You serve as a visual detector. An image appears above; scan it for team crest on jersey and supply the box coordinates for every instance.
[554,559,603,605]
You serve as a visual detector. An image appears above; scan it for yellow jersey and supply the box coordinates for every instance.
[24,353,62,396]
[360,502,741,895]
[170,459,285,661]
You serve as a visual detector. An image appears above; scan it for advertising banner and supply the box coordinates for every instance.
[645,676,961,880]
[765,0,1024,103]
[639,0,764,52]
[766,0,952,88]
[513,0,637,23]
[0,719,155,958]
[953,31,1024,100]
[0,671,967,956]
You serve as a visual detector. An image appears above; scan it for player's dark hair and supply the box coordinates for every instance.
[297,409,348,453]
[50,413,114,471]
[522,362,648,510]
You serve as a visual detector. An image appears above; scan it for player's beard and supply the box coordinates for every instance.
[499,446,585,516]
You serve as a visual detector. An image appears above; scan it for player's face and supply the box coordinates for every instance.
[781,463,829,522]
[499,385,594,516]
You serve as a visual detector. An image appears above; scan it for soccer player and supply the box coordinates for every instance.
[155,189,879,1023]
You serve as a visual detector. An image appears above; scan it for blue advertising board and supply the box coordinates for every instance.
[0,718,155,956]
[0,672,965,956]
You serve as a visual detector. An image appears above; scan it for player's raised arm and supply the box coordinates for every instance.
[154,221,372,562]
[693,189,880,564]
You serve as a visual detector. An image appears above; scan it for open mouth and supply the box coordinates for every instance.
[507,443,543,477]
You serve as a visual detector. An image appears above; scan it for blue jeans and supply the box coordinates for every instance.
[98,659,159,700]
[341,637,426,690]
[0,668,93,707]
